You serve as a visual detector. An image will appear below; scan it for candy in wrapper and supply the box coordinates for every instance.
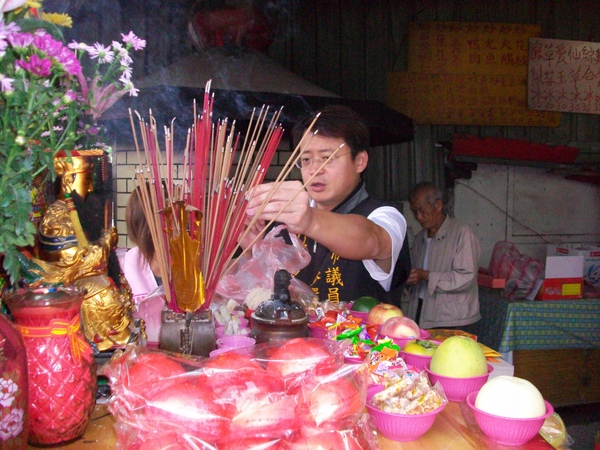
[370,370,446,415]
[367,341,401,374]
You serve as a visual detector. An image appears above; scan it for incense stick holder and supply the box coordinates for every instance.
[158,309,216,356]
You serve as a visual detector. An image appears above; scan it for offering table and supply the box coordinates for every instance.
[473,287,600,407]
[28,401,552,449]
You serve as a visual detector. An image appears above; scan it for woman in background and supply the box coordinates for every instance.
[123,186,165,346]
[123,186,161,304]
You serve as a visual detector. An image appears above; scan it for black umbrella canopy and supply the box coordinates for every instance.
[104,85,414,149]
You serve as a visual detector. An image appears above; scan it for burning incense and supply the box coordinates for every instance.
[128,81,290,312]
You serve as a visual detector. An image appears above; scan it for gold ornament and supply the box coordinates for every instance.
[32,150,141,351]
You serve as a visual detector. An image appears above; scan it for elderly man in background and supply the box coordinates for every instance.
[403,182,481,330]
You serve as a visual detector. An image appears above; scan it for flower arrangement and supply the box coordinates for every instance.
[0,0,145,286]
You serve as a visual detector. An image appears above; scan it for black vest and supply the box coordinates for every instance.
[294,184,411,306]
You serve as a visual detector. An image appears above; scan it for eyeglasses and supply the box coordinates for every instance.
[294,152,352,169]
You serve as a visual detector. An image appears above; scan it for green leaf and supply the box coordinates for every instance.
[16,18,65,41]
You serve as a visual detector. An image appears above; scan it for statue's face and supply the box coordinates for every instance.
[55,156,95,200]
[70,171,94,199]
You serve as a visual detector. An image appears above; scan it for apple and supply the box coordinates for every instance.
[266,338,339,379]
[144,381,234,441]
[297,375,364,427]
[475,376,547,419]
[366,303,403,326]
[379,316,419,339]
[429,336,488,378]
[403,339,439,356]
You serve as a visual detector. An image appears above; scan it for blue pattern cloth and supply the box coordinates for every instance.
[473,287,600,352]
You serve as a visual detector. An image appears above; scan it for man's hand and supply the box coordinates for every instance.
[406,268,429,285]
[245,181,312,235]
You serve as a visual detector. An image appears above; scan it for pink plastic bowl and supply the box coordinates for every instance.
[367,384,384,401]
[209,347,233,358]
[366,401,446,442]
[425,363,494,402]
[399,339,442,371]
[466,392,554,446]
[307,323,338,340]
[216,335,256,349]
[348,310,370,322]
[215,326,226,339]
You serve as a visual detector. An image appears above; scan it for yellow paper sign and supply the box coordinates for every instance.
[408,22,542,76]
[387,71,560,126]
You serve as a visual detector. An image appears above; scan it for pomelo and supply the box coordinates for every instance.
[351,296,380,312]
[429,336,487,378]
[475,376,546,419]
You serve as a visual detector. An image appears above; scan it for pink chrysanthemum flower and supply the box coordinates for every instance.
[123,81,139,97]
[118,51,132,67]
[87,43,115,64]
[16,54,52,77]
[67,40,91,52]
[121,31,146,51]
[0,74,14,92]
[0,19,20,39]
[56,47,82,75]
[32,32,64,58]
[7,32,34,48]
[119,66,132,82]
[62,90,77,103]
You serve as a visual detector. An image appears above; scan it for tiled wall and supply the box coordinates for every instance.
[112,140,295,249]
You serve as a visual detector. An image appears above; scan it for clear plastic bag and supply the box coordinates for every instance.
[104,338,379,449]
[488,241,544,299]
[215,225,313,305]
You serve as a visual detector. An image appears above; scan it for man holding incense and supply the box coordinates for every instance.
[244,105,410,304]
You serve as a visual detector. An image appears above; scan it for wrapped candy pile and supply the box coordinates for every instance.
[104,338,377,449]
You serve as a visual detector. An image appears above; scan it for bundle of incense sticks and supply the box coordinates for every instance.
[128,80,323,312]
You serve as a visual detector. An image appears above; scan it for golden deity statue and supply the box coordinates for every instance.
[28,150,142,352]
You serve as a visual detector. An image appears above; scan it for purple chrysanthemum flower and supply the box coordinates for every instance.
[33,32,64,58]
[56,47,82,75]
[16,54,52,77]
[7,32,34,48]
[62,90,77,103]
[0,19,20,40]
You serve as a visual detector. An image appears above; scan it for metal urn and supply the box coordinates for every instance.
[250,269,309,343]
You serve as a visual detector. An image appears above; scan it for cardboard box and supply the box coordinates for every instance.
[547,244,600,288]
[536,255,584,300]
